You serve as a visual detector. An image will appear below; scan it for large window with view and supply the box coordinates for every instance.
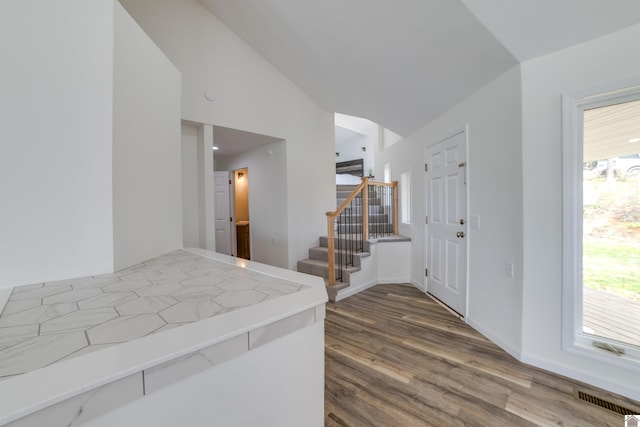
[563,82,640,370]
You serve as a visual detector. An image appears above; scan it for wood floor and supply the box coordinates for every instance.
[324,284,640,426]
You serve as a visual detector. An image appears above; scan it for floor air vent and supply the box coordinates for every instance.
[575,390,635,415]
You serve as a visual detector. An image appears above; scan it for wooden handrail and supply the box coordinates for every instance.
[327,177,400,223]
[326,178,367,287]
[326,178,398,286]
[362,178,369,241]
[326,214,335,287]
[327,177,368,222]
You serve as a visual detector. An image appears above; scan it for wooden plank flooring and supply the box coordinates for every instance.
[325,284,640,426]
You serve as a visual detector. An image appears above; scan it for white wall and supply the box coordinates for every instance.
[520,23,640,398]
[374,22,640,399]
[181,125,199,248]
[336,133,375,177]
[120,0,335,270]
[197,125,215,251]
[338,241,412,300]
[181,123,215,251]
[370,23,640,400]
[382,127,403,150]
[335,114,378,177]
[217,141,289,268]
[376,66,524,356]
[112,1,182,270]
[82,323,325,427]
[0,0,115,289]
[376,242,411,282]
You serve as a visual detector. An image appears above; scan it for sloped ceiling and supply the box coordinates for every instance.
[200,0,517,136]
[200,0,640,137]
[213,125,282,158]
[460,0,640,62]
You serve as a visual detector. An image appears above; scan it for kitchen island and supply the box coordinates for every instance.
[0,248,327,426]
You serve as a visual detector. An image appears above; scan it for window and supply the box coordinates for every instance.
[562,81,640,371]
[401,170,411,225]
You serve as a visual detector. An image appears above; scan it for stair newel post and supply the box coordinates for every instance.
[392,180,399,235]
[362,177,369,241]
[326,212,336,286]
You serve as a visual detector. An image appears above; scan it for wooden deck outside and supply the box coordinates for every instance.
[583,287,640,347]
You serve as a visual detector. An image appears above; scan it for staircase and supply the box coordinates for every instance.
[296,236,371,289]
[297,184,391,292]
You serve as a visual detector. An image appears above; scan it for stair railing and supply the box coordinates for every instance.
[326,177,398,286]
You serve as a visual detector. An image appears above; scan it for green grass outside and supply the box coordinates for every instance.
[583,241,640,300]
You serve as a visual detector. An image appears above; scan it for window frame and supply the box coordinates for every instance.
[400,169,411,225]
[383,162,391,184]
[562,79,640,373]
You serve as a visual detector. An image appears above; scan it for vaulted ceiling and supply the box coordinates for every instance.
[200,0,640,136]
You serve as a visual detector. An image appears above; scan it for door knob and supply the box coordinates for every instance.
[456,231,465,238]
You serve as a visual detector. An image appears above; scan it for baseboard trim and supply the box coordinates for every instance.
[466,317,522,360]
[467,319,640,400]
[333,280,378,301]
[333,277,412,302]
[409,279,424,292]
[520,352,640,401]
[377,276,411,285]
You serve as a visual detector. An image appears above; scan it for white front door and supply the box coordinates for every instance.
[425,130,468,315]
[214,171,232,255]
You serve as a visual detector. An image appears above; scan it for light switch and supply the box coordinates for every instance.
[505,263,514,278]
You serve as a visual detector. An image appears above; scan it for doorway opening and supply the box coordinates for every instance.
[233,168,250,260]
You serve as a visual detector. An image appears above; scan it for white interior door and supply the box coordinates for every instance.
[425,130,468,315]
[214,171,232,255]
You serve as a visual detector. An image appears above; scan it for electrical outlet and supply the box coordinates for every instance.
[505,263,514,278]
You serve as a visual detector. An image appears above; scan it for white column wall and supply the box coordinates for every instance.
[196,125,215,251]
[181,125,200,248]
[119,0,335,270]
[520,23,640,399]
[181,123,215,251]
[0,0,115,289]
[112,1,182,271]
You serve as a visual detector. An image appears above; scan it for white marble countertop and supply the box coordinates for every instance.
[0,248,327,425]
